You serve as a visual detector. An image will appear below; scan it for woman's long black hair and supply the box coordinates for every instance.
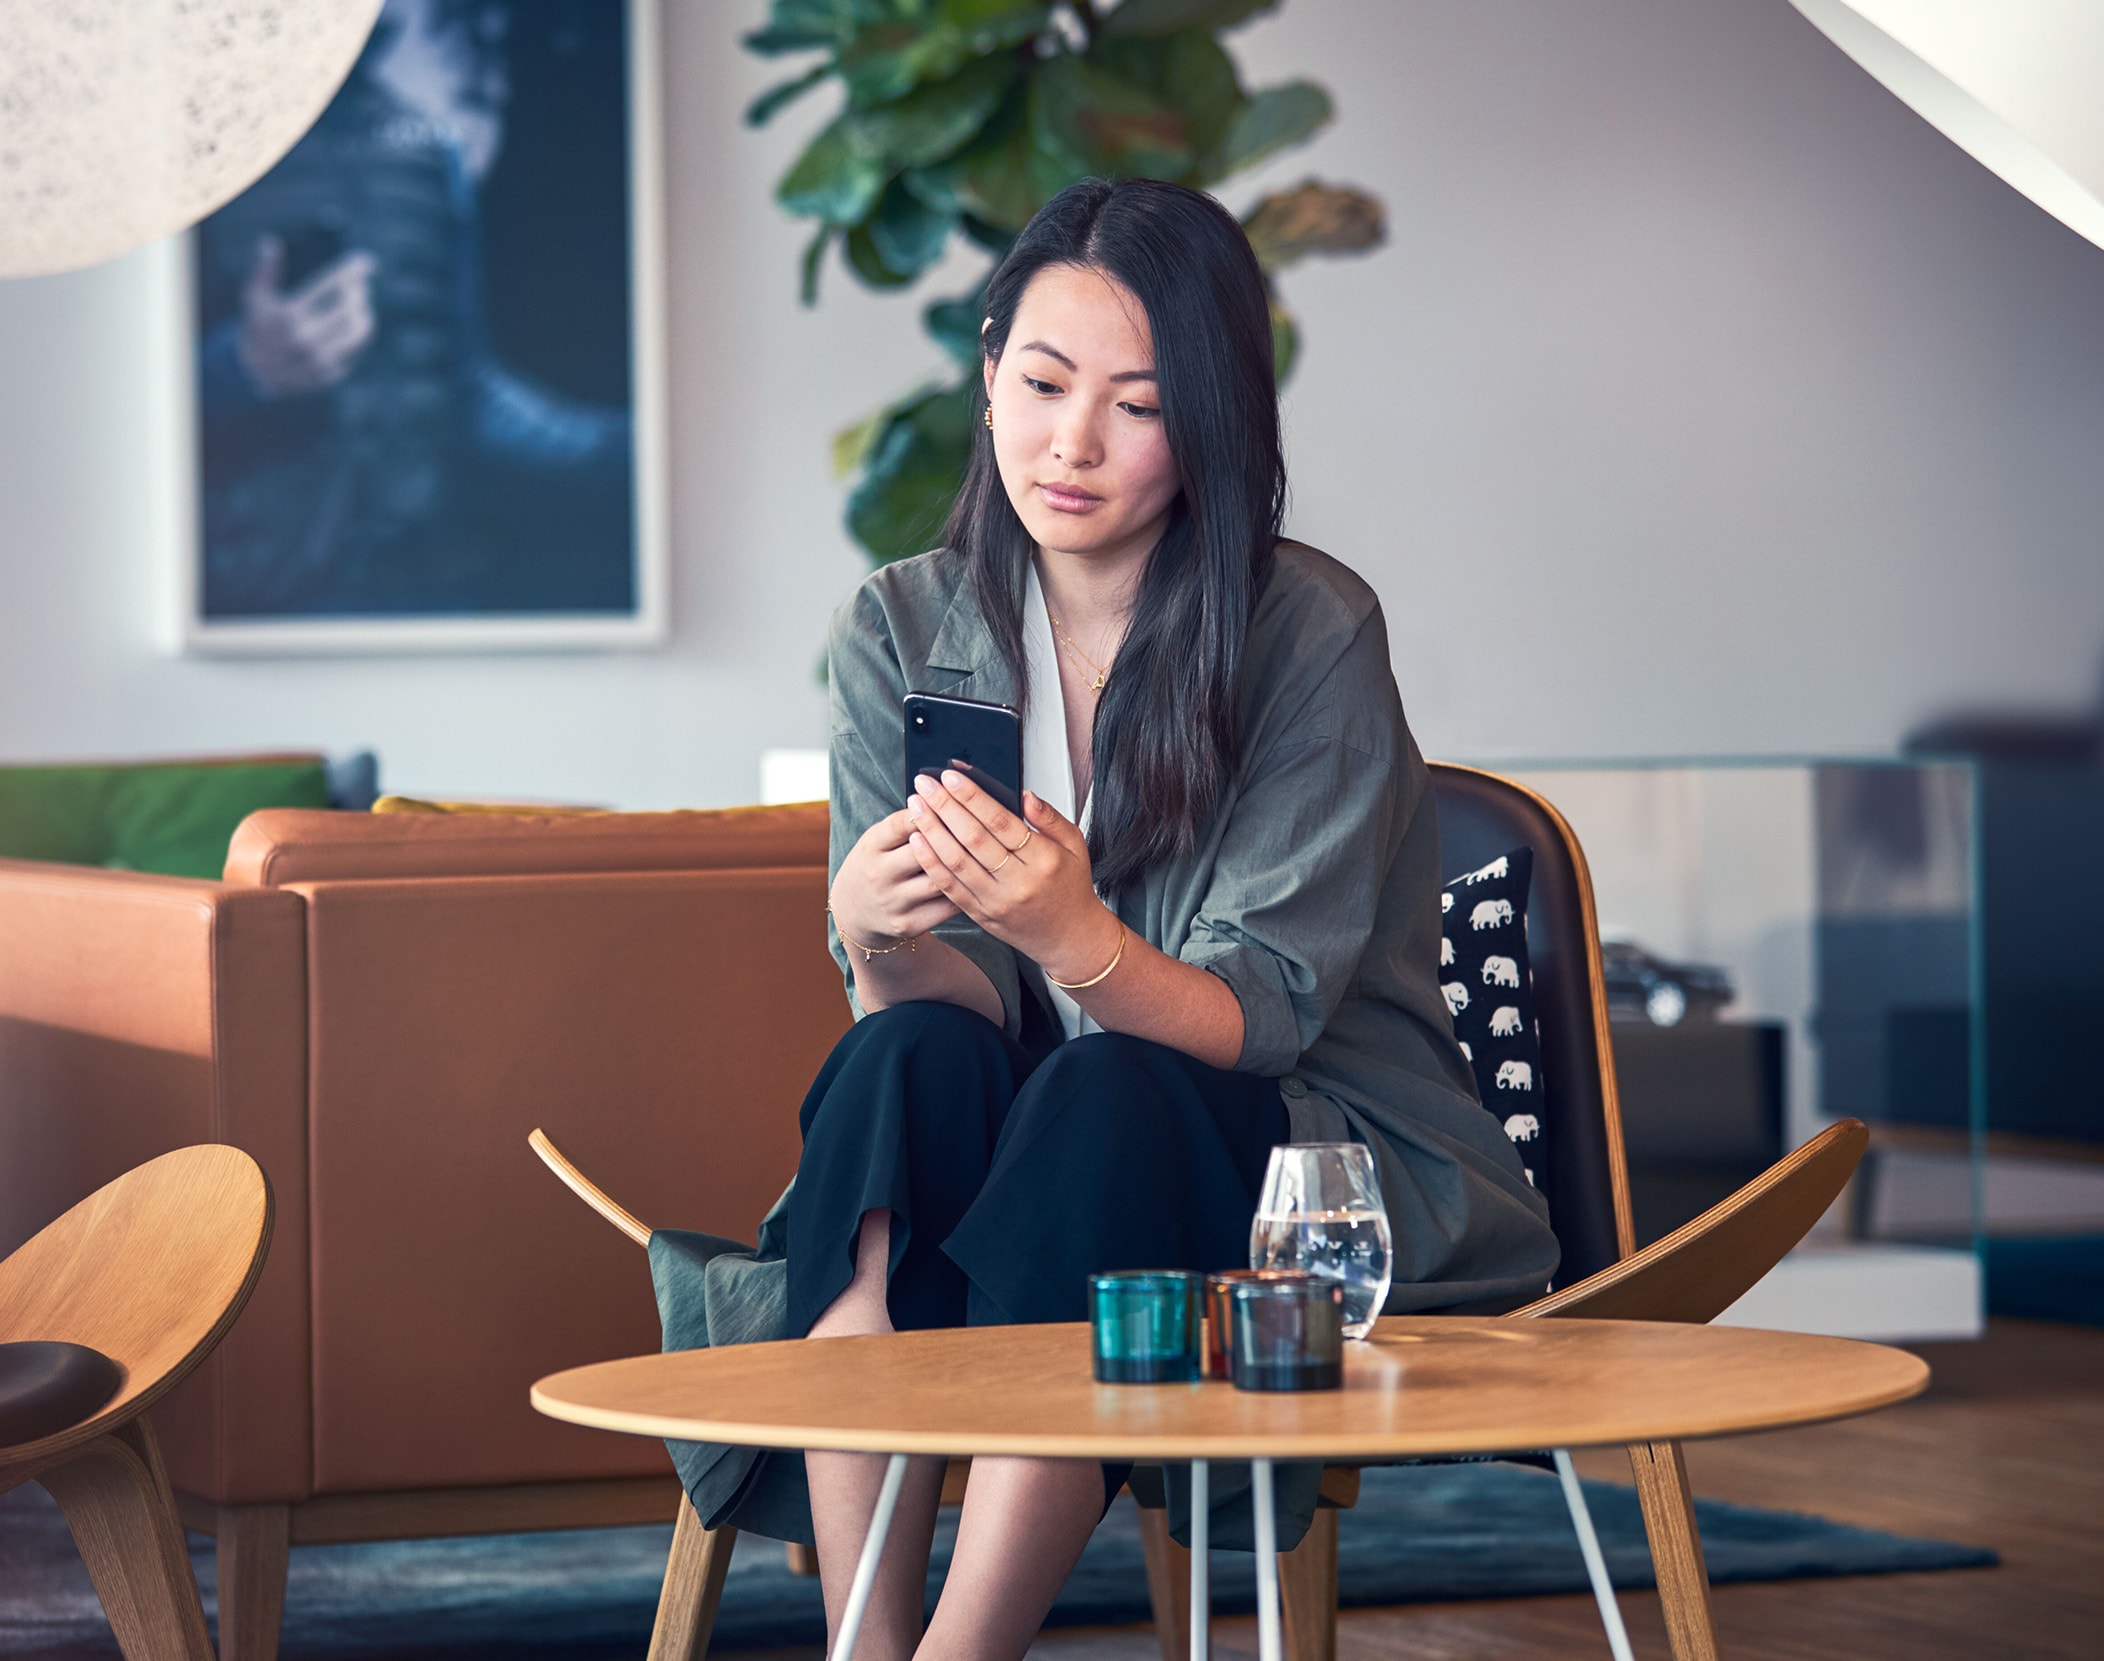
[943,177,1286,893]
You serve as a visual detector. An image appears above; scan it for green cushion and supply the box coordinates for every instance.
[0,760,331,880]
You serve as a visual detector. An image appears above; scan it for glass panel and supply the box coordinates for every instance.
[1483,757,1984,1341]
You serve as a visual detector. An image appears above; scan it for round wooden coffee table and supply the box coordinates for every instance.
[533,1316,1927,1661]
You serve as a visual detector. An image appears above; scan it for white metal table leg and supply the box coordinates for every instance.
[1553,1448,1635,1661]
[832,1452,909,1661]
[1251,1458,1282,1661]
[1189,1459,1210,1661]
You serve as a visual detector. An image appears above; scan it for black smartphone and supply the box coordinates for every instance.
[279,219,348,291]
[904,692,1023,818]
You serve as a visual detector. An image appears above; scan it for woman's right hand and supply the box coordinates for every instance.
[830,808,961,950]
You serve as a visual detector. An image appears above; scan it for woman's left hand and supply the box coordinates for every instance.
[906,771,1124,985]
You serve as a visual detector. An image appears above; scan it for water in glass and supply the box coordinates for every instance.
[1249,1143,1393,1339]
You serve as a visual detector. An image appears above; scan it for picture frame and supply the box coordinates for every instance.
[169,0,668,656]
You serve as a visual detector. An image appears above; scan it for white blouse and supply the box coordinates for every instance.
[1023,558,1101,1042]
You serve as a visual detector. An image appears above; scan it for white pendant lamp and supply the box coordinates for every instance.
[0,0,386,280]
[1789,0,2104,251]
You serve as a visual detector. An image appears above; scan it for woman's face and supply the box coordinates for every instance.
[983,264,1182,569]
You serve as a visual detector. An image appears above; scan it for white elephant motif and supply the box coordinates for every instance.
[1489,1005,1524,1037]
[1441,980,1470,1016]
[1503,1112,1541,1141]
[1495,1059,1533,1091]
[1481,954,1520,987]
[1470,898,1514,930]
[1458,1041,1473,1061]
[1466,855,1509,884]
[1440,935,1456,967]
[1442,890,1454,913]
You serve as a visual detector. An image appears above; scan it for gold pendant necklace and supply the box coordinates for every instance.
[1048,607,1116,693]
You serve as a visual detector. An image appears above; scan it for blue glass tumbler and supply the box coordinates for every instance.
[1228,1274,1345,1391]
[1090,1270,1203,1383]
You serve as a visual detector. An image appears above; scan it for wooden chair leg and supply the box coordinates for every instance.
[1627,1440,1719,1661]
[784,1541,820,1575]
[37,1419,214,1661]
[1277,1506,1338,1661]
[1135,1502,1190,1661]
[215,1502,290,1661]
[649,1491,737,1661]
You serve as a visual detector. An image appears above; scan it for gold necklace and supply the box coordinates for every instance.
[1047,607,1118,692]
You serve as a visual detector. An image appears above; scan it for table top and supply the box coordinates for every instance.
[531,1316,1929,1461]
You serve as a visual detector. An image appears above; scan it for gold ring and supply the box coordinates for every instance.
[988,850,1014,874]
[1016,826,1036,851]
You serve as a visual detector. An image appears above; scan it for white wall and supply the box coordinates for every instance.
[2,0,2100,807]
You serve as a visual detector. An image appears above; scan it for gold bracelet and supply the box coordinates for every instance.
[827,907,917,961]
[1045,923,1128,990]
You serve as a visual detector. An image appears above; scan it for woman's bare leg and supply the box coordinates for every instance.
[807,1209,946,1661]
[915,1455,1107,1661]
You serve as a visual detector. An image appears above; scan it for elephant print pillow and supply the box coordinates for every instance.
[1440,847,1548,1194]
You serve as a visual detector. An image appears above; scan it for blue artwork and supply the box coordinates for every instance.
[193,0,647,631]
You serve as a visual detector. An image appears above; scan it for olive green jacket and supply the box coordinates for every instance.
[650,539,1557,1546]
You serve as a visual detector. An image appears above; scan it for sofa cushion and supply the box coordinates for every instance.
[225,802,831,887]
[0,757,331,879]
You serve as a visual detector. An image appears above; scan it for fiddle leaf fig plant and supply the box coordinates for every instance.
[747,0,1385,566]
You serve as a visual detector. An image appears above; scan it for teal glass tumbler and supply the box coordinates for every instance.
[1228,1274,1344,1392]
[1089,1270,1203,1384]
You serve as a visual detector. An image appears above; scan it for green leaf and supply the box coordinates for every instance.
[925,290,988,370]
[1031,54,1193,180]
[777,55,1017,227]
[950,94,1049,229]
[1239,179,1385,274]
[746,61,835,127]
[841,6,1050,107]
[833,407,888,480]
[846,222,918,287]
[1090,28,1243,174]
[866,177,956,278]
[871,53,1021,168]
[744,0,886,56]
[1213,80,1331,175]
[1100,0,1278,39]
[846,381,978,564]
[799,222,832,304]
[778,114,890,224]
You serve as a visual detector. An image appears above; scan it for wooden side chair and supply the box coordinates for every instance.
[1126,764,1867,1661]
[0,1144,275,1661]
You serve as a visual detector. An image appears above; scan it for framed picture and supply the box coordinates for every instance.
[174,0,667,654]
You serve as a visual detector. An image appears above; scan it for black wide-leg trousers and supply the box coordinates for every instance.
[785,1000,1290,1341]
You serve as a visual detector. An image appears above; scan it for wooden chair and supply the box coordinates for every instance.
[0,1144,275,1661]
[1127,765,1868,1661]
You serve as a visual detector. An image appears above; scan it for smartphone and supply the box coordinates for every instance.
[904,692,1023,818]
[279,219,347,291]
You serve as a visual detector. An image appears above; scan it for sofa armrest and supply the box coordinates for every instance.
[0,857,311,1503]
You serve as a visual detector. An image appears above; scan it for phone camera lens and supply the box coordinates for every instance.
[913,715,926,728]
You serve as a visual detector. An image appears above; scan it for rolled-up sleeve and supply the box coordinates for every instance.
[1179,616,1410,1076]
[825,587,1025,1037]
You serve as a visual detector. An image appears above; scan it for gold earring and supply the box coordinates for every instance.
[984,405,993,431]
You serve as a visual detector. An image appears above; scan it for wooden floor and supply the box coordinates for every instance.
[721,1318,2104,1661]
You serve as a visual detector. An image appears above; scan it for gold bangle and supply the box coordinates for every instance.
[827,907,917,961]
[1045,923,1128,990]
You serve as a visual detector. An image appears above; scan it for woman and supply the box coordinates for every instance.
[685,176,1556,1661]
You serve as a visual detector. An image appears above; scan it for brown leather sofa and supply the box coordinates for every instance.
[0,803,846,1660]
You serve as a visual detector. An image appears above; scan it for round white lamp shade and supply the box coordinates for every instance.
[1790,0,2104,251]
[0,0,386,280]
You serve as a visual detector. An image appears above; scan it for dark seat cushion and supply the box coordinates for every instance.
[0,1341,124,1448]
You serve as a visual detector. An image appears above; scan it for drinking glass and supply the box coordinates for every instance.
[1248,1142,1393,1339]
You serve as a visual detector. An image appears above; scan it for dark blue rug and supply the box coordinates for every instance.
[1,1463,1995,1658]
